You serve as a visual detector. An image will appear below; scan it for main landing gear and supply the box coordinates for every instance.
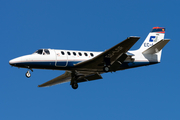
[70,71,79,89]
[103,66,110,72]
[71,82,78,89]
[25,69,33,78]
[103,56,111,72]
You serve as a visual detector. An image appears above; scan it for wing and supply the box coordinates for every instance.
[38,71,71,87]
[75,36,140,72]
[38,71,103,87]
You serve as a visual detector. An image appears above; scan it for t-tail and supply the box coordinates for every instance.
[137,27,170,62]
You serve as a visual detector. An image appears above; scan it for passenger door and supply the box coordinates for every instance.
[55,50,68,67]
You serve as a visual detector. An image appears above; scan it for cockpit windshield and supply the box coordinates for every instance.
[35,49,43,54]
[44,49,50,54]
[34,49,50,55]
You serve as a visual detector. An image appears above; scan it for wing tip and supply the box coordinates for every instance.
[128,36,140,39]
[38,85,46,87]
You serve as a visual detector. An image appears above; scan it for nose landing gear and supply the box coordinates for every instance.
[25,71,31,78]
[25,69,33,78]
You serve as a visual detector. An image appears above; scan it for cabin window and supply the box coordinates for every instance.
[61,51,65,55]
[90,53,94,57]
[73,52,76,56]
[67,52,71,55]
[84,53,88,56]
[78,52,82,56]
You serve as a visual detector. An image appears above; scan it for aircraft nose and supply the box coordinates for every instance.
[9,57,22,66]
[9,59,17,66]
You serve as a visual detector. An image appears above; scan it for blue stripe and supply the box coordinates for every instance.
[67,61,80,66]
[14,61,158,69]
[120,62,158,69]
[15,61,82,67]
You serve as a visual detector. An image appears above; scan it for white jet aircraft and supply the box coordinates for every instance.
[9,27,170,89]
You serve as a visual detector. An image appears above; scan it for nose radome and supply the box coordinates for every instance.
[9,55,32,66]
[9,57,22,66]
[9,59,15,66]
[9,59,13,65]
[9,58,18,66]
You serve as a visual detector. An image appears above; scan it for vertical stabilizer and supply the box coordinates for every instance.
[139,27,165,52]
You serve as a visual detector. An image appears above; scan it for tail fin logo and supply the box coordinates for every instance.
[149,36,156,42]
[144,36,157,47]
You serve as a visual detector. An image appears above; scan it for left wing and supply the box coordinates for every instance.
[38,71,102,87]
[75,36,140,72]
[38,71,71,87]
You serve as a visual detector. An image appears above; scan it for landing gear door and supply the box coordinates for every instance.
[55,50,68,67]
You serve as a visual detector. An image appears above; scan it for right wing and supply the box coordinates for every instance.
[75,36,140,71]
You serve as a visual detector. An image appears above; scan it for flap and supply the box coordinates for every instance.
[85,73,102,81]
[77,73,103,83]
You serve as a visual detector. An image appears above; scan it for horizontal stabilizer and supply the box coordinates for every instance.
[142,39,170,54]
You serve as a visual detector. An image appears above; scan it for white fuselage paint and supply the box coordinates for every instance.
[9,48,159,71]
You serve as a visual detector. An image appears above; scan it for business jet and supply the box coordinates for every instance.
[9,27,170,89]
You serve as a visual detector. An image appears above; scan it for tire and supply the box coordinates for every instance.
[25,71,31,78]
[72,83,78,89]
[103,66,110,72]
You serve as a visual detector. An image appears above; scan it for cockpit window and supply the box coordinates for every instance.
[35,49,43,54]
[34,49,50,55]
[44,49,50,54]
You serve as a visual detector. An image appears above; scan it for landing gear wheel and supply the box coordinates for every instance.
[103,66,110,72]
[25,71,31,78]
[72,83,78,89]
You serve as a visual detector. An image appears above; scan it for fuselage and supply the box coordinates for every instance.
[9,49,101,70]
[9,48,158,72]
